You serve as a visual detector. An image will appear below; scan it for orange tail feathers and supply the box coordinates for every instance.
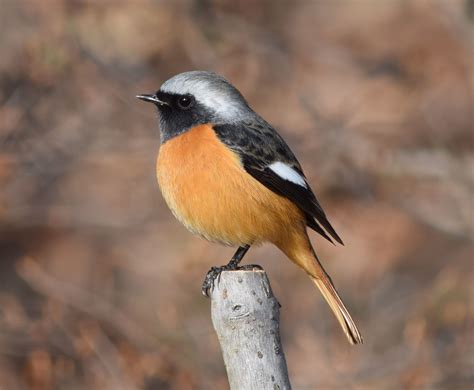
[309,264,363,345]
[281,238,363,345]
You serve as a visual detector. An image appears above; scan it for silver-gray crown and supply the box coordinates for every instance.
[160,71,252,121]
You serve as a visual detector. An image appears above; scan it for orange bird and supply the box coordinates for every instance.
[137,71,362,344]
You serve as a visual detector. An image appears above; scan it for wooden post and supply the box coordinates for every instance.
[210,270,292,390]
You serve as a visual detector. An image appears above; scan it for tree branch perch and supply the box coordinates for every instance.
[210,269,291,390]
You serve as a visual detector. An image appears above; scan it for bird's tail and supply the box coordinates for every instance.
[309,258,363,345]
[281,237,363,345]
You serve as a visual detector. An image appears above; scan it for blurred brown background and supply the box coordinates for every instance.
[0,0,473,389]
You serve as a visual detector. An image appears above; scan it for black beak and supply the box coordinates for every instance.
[136,93,168,106]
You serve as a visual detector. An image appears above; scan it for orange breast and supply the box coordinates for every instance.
[156,124,305,246]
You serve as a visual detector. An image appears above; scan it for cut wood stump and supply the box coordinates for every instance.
[210,269,291,390]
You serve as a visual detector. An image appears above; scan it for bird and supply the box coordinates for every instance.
[137,71,363,345]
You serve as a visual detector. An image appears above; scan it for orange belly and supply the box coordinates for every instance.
[156,124,305,246]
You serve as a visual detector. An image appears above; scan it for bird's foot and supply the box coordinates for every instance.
[201,264,263,297]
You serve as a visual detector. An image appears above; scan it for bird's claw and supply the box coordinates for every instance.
[201,263,263,298]
[201,266,226,297]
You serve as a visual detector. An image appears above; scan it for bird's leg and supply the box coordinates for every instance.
[226,245,250,269]
[202,245,261,297]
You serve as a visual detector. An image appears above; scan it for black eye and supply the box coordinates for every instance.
[177,95,194,110]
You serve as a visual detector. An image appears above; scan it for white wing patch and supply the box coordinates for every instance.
[268,162,307,188]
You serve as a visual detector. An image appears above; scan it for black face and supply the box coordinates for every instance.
[152,91,215,143]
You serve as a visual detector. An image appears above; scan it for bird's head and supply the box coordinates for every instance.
[137,71,253,143]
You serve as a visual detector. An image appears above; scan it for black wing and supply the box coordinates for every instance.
[213,121,343,245]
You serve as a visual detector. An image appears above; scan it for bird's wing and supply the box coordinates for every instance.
[213,120,343,245]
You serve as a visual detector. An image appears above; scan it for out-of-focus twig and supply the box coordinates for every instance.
[16,257,153,348]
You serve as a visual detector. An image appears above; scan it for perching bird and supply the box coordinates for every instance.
[137,71,362,344]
